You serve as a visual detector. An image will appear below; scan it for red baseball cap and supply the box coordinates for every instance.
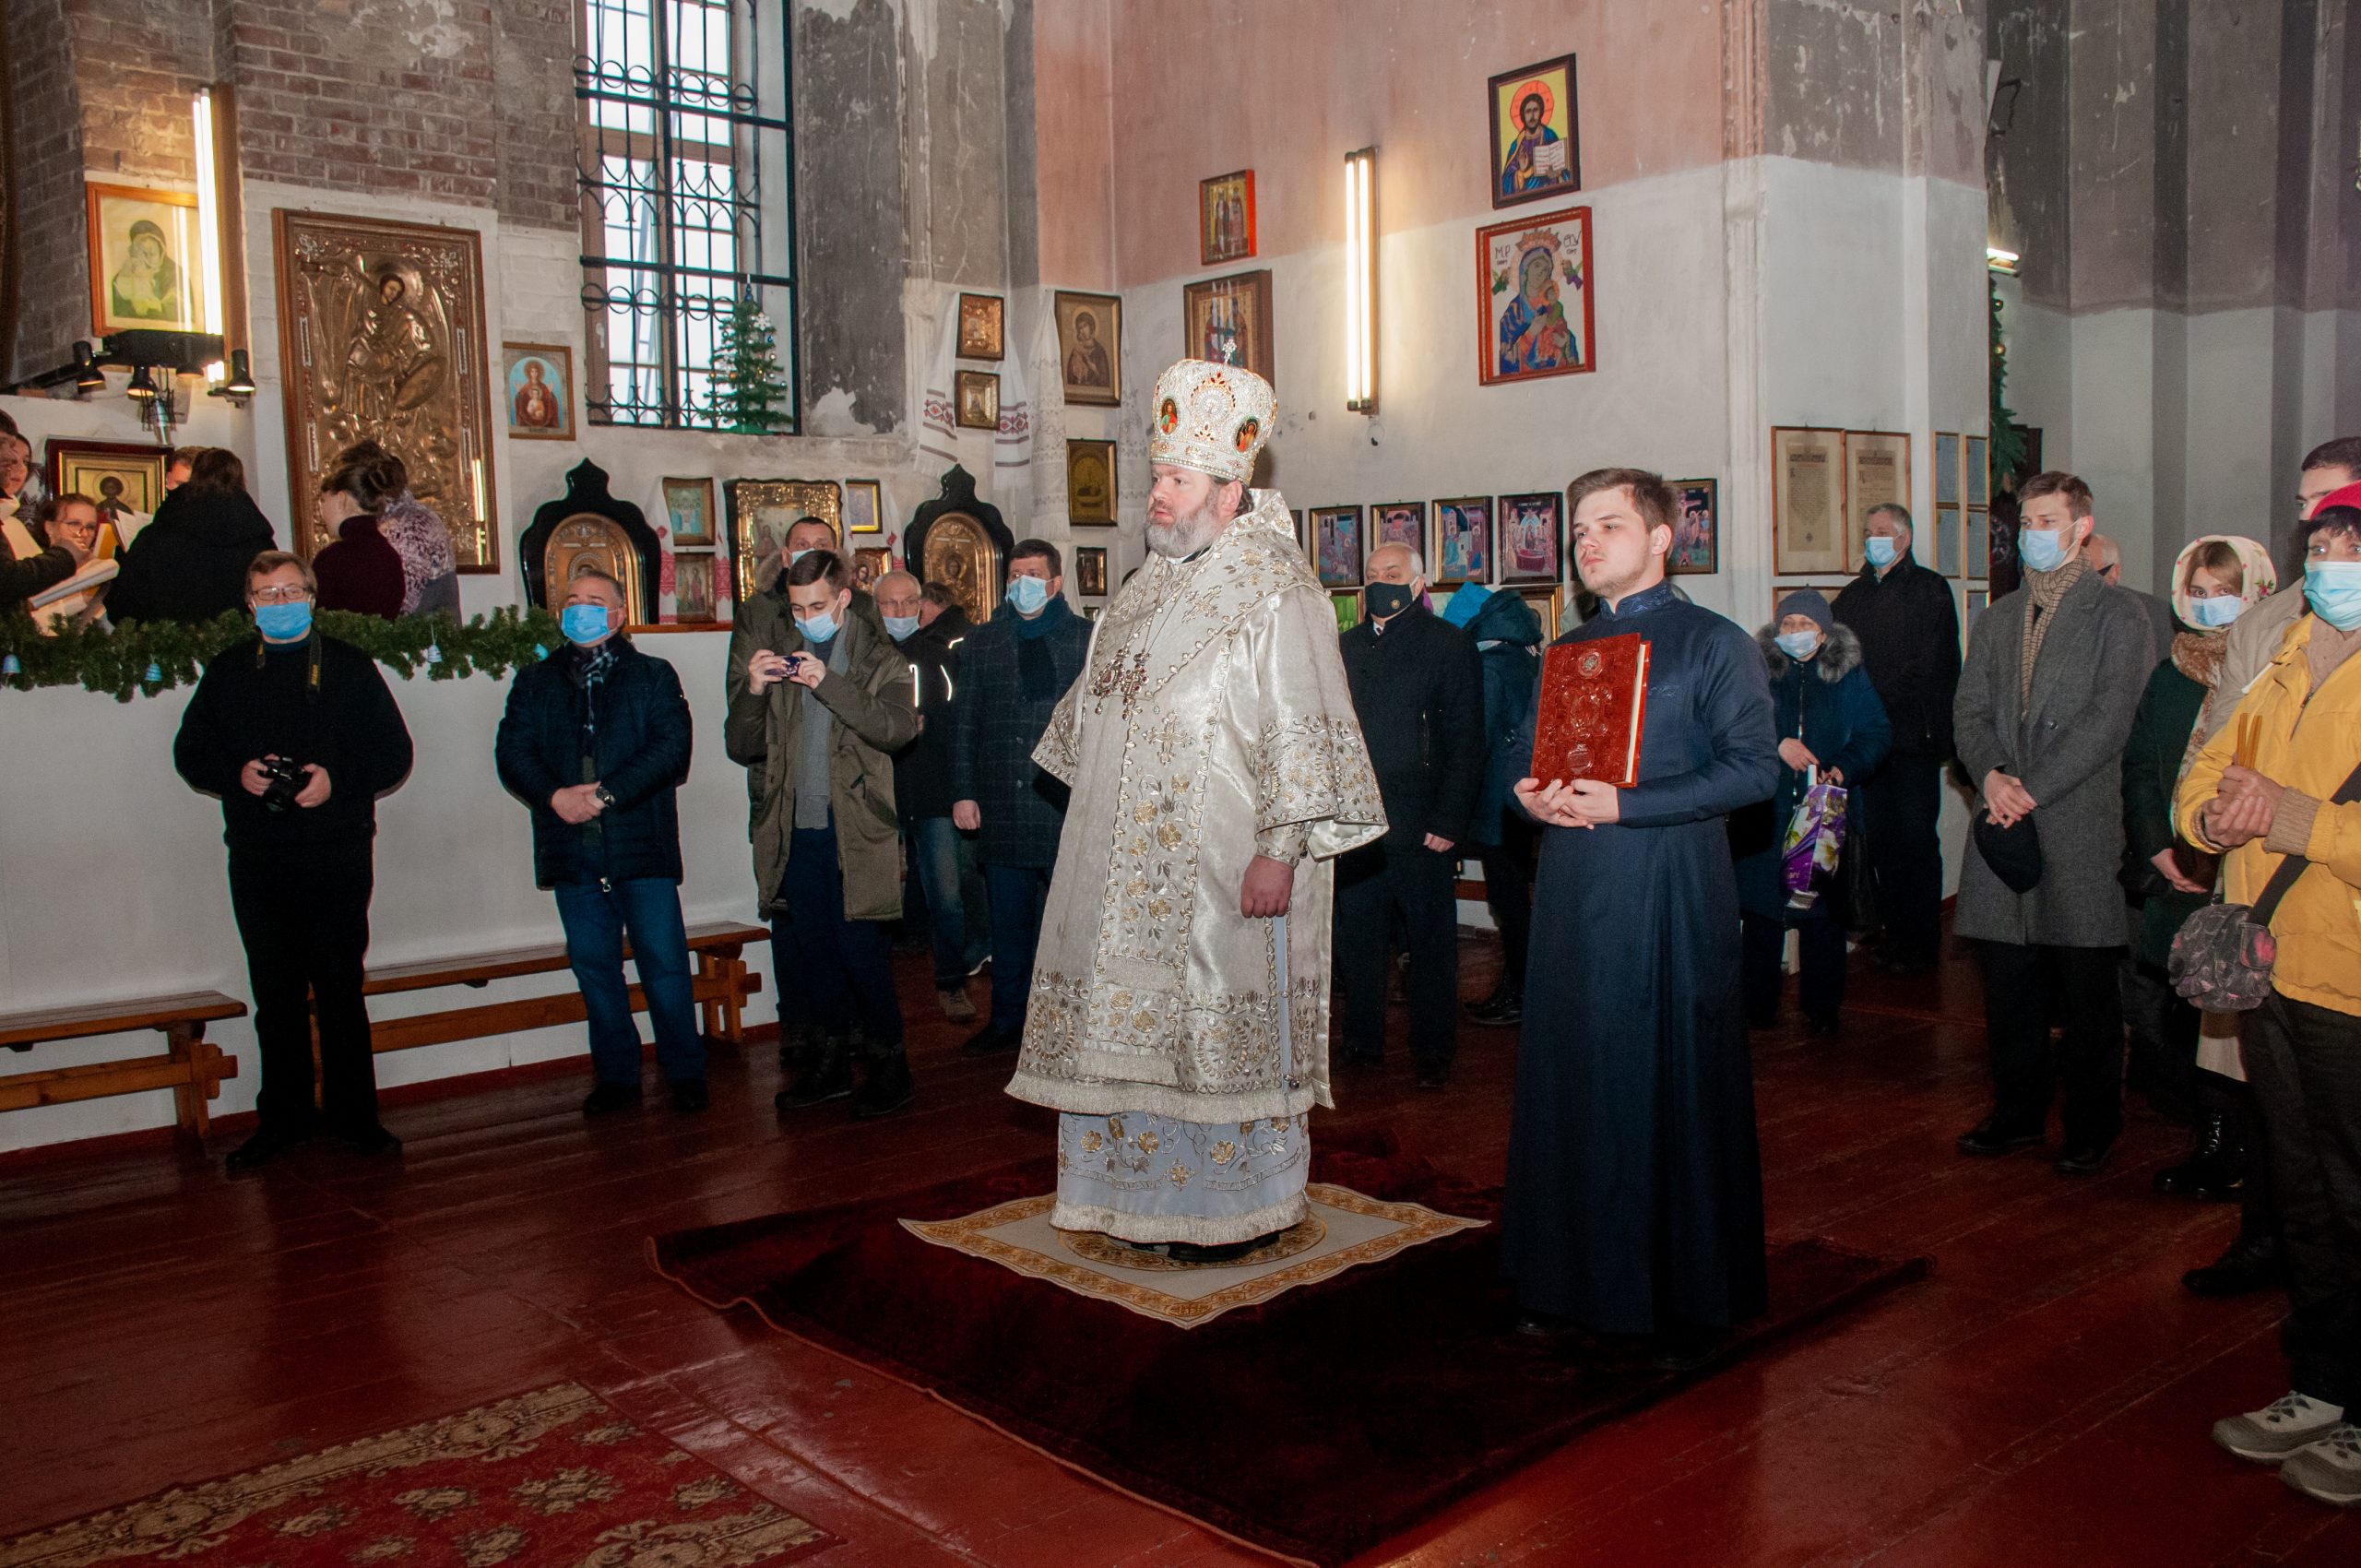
[2308,481,2361,518]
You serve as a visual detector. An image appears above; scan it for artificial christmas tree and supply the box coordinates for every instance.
[707,293,793,433]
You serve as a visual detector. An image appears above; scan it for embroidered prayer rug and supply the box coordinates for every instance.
[648,1149,1928,1566]
[901,1182,1485,1327]
[0,1383,835,1568]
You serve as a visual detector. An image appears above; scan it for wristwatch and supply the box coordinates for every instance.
[595,786,618,810]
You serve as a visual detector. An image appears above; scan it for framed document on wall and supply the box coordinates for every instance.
[1770,427,1848,576]
[1846,430,1910,568]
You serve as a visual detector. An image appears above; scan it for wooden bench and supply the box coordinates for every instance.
[0,992,246,1135]
[340,920,768,1056]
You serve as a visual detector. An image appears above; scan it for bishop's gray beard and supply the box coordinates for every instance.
[1145,496,1224,560]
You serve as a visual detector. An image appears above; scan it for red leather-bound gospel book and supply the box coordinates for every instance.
[1530,632,1651,788]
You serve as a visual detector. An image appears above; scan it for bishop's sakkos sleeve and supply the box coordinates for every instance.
[1030,617,1101,787]
[1243,584,1387,861]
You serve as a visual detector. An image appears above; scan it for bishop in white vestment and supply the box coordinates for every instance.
[1010,360,1385,1252]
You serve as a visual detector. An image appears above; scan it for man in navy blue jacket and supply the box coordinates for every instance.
[495,568,704,1113]
[949,540,1094,1056]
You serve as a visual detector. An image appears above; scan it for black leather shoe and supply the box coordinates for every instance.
[224,1130,303,1174]
[1514,1311,1576,1340]
[339,1123,402,1157]
[777,1038,854,1109]
[1806,1015,1843,1037]
[2054,1141,2114,1176]
[851,1049,913,1120]
[1414,1063,1451,1090]
[668,1079,709,1113]
[1650,1324,1726,1373]
[582,1081,643,1115]
[1957,1114,2046,1157]
[2184,1233,2285,1297]
[959,1026,1020,1059]
[1876,953,1934,977]
[1464,987,1524,1027]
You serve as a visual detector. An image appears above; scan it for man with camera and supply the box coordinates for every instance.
[174,552,415,1172]
[727,549,920,1118]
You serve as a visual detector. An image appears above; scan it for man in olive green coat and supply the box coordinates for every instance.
[728,550,920,1118]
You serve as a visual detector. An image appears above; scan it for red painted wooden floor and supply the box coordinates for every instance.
[5,927,2356,1566]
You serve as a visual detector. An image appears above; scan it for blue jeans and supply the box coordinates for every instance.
[553,876,706,1087]
[984,863,1052,1039]
[776,818,904,1045]
[908,815,990,987]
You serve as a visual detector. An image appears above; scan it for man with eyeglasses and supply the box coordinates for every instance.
[0,422,89,609]
[174,552,415,1173]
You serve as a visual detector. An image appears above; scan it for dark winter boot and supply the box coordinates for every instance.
[851,1037,914,1120]
[775,1035,853,1109]
[2153,1110,2244,1202]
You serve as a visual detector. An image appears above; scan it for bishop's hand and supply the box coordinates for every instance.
[1240,855,1295,918]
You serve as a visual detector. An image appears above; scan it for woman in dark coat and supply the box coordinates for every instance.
[311,444,409,620]
[1733,588,1891,1033]
[2122,535,2277,1203]
[105,447,275,624]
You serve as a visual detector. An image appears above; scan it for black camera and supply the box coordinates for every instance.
[257,756,308,814]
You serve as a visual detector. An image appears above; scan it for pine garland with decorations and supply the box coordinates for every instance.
[0,605,566,702]
[706,292,793,434]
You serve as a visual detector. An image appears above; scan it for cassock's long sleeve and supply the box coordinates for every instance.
[1617,623,1779,828]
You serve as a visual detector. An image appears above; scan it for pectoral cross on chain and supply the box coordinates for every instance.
[1088,645,1151,716]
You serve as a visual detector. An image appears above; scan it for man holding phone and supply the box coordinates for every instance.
[727,550,921,1118]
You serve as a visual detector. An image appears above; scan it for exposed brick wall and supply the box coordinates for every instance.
[9,0,91,380]
[72,0,216,185]
[492,0,578,232]
[221,0,500,207]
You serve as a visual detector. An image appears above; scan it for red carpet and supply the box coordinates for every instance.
[0,1382,834,1567]
[650,1142,1928,1565]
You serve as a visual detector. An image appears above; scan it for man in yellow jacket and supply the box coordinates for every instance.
[2178,494,2361,1506]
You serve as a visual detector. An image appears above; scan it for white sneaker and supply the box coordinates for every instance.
[2282,1424,2361,1505]
[2214,1393,2347,1463]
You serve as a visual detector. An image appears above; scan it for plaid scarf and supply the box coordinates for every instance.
[2020,556,2086,703]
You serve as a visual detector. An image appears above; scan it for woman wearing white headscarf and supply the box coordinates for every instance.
[2121,537,2276,1238]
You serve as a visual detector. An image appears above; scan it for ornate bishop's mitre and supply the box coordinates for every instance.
[1146,359,1275,484]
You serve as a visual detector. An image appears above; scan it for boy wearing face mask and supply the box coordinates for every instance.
[1334,543,1485,1086]
[1731,589,1890,1034]
[946,540,1093,1057]
[495,566,703,1114]
[172,552,415,1172]
[1952,471,2157,1175]
[729,549,921,1117]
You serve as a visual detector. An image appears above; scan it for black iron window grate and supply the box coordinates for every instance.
[576,0,799,430]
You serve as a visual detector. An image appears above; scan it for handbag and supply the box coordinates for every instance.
[2169,760,2361,1011]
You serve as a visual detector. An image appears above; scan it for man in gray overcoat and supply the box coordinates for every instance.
[1952,471,2157,1175]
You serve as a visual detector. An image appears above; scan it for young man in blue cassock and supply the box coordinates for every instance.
[1504,467,1779,1367]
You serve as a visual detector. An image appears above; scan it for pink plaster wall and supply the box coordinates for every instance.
[1033,0,1727,291]
[1034,0,1118,289]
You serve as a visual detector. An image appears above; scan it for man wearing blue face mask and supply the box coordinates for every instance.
[1833,504,1960,977]
[947,539,1093,1057]
[876,568,989,1022]
[173,551,415,1173]
[1952,471,2155,1174]
[729,549,920,1117]
[495,566,703,1114]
